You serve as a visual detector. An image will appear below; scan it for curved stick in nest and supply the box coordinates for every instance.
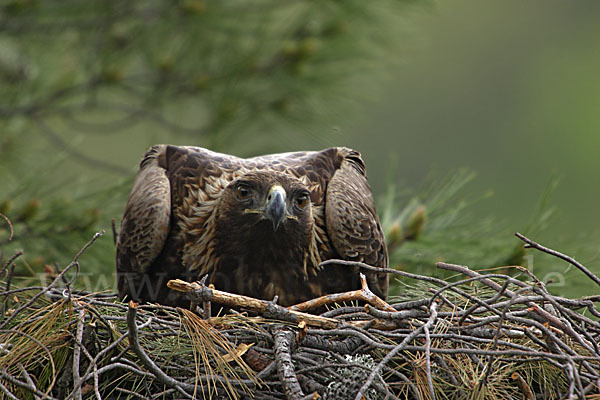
[289,273,394,313]
[168,274,394,330]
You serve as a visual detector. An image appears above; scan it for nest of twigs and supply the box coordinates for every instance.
[0,232,599,400]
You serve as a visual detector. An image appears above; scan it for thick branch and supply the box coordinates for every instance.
[271,326,305,400]
[169,279,403,331]
[169,279,343,329]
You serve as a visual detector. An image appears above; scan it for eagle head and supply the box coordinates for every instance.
[218,171,313,232]
[214,171,314,273]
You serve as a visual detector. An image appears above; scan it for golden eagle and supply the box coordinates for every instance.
[116,145,388,307]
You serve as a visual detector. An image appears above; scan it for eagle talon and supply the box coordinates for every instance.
[270,295,279,305]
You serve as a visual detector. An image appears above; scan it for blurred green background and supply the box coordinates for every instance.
[1,0,599,298]
[349,0,600,236]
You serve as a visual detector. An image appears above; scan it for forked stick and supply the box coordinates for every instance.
[168,274,396,329]
[289,273,395,312]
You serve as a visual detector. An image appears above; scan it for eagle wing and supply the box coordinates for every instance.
[324,148,389,299]
[116,146,172,299]
[116,144,246,300]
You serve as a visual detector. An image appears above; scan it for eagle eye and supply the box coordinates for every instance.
[295,194,309,210]
[236,185,251,200]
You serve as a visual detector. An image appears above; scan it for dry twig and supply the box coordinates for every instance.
[289,273,394,312]
[272,326,305,400]
[516,232,600,288]
[169,279,345,329]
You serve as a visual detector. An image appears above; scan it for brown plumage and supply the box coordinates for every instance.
[116,145,388,307]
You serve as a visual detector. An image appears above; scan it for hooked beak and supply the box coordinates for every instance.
[265,185,286,231]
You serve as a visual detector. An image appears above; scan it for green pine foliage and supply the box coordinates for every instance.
[380,171,600,298]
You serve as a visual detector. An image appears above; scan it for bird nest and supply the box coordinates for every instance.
[0,232,599,399]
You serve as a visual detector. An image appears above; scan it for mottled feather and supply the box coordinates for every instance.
[116,145,388,307]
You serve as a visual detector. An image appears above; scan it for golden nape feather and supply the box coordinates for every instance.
[116,145,388,307]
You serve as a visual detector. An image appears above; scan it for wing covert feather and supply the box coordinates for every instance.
[325,149,388,298]
[116,146,171,297]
